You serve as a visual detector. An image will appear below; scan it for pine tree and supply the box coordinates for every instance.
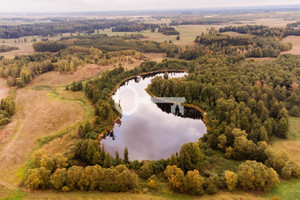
[124,147,129,164]
[104,152,113,168]
[115,151,121,165]
[277,117,288,138]
[92,152,101,165]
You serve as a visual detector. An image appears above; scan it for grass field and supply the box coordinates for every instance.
[281,36,300,55]
[268,117,300,199]
[267,178,300,200]
[271,117,300,163]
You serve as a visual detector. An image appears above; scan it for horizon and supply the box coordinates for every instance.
[0,0,300,14]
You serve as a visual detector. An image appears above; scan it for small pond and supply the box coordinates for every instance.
[101,72,207,161]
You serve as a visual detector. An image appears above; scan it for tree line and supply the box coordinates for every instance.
[158,27,180,35]
[0,19,142,39]
[194,33,292,58]
[0,90,15,127]
[219,24,300,37]
[1,33,173,88]
[0,45,19,53]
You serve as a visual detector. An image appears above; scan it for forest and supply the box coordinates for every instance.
[219,24,300,37]
[0,19,140,39]
[194,33,292,57]
[0,45,19,53]
[0,90,15,127]
[0,34,177,88]
[0,18,299,198]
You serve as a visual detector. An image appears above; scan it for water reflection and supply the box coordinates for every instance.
[101,72,207,161]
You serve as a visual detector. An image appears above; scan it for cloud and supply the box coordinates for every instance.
[0,0,299,13]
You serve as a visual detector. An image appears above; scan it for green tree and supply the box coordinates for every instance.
[289,105,300,117]
[277,117,288,138]
[25,167,51,190]
[178,142,204,172]
[104,152,113,168]
[50,168,67,190]
[170,153,179,166]
[92,152,102,165]
[124,146,129,164]
[140,161,153,179]
[184,169,205,195]
[237,160,280,191]
[115,151,121,166]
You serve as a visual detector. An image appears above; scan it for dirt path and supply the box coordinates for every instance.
[0,78,9,101]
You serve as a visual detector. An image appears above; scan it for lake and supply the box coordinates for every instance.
[101,72,207,161]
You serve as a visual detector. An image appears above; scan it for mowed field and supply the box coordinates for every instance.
[281,36,300,55]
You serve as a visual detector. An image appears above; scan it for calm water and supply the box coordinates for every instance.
[101,72,207,161]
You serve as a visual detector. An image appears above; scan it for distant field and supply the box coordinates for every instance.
[220,31,251,37]
[0,17,296,59]
[281,36,300,55]
[0,32,75,58]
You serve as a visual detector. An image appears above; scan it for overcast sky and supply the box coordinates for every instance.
[0,0,300,13]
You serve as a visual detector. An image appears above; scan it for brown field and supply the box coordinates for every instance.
[0,186,268,200]
[0,78,9,101]
[281,36,300,55]
[23,191,267,200]
[0,64,110,187]
[251,18,295,28]
[0,83,84,185]
[0,32,75,58]
[0,42,36,58]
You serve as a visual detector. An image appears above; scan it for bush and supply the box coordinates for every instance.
[289,106,300,117]
[237,161,280,191]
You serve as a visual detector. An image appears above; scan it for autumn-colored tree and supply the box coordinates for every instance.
[224,170,238,191]
[50,168,67,190]
[25,167,51,190]
[184,169,205,195]
[164,165,185,193]
[237,161,279,191]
